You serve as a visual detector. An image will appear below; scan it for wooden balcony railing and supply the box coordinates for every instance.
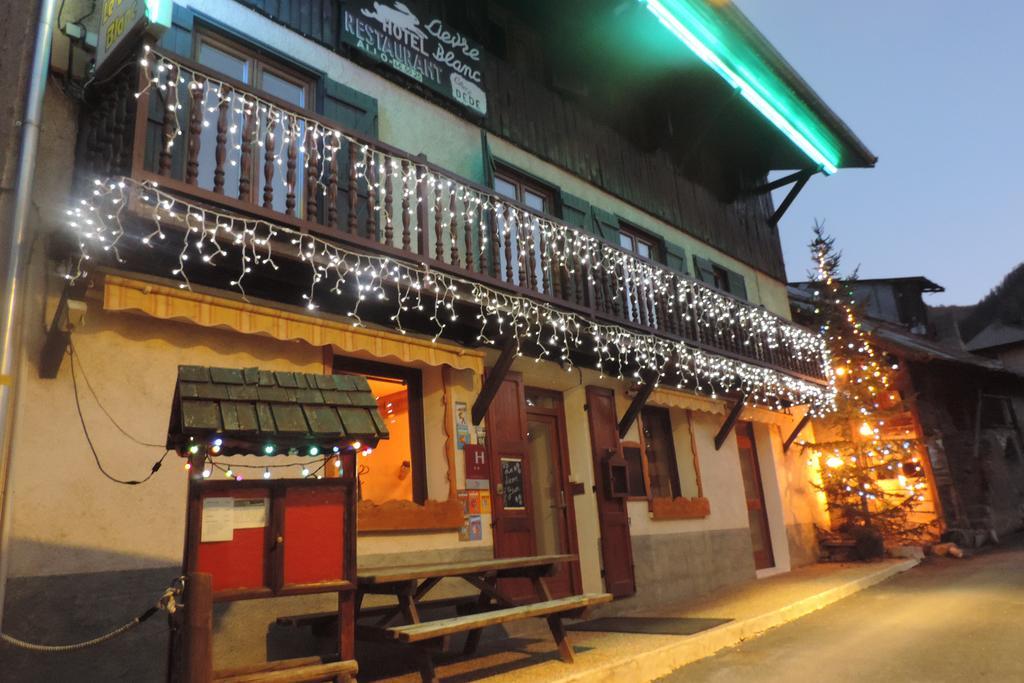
[76,49,827,384]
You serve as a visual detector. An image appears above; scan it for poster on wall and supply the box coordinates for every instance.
[341,0,487,116]
[455,401,471,453]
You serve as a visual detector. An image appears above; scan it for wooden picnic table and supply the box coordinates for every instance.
[279,554,611,682]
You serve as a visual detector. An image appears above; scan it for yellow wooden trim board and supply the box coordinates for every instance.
[101,274,485,374]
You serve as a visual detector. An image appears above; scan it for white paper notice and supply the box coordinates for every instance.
[233,498,268,529]
[201,497,234,542]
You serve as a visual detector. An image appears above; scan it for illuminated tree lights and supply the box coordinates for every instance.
[67,177,835,411]
[806,225,930,548]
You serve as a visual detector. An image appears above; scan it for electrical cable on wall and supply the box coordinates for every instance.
[68,342,170,485]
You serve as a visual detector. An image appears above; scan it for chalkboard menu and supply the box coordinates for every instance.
[501,458,525,509]
[340,0,487,115]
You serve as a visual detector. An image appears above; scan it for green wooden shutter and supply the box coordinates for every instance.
[591,207,621,244]
[559,192,591,231]
[693,256,716,285]
[322,79,378,138]
[664,241,688,275]
[725,268,748,300]
[481,131,495,187]
[158,5,195,56]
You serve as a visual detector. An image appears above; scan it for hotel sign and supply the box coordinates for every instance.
[96,0,171,76]
[341,1,487,116]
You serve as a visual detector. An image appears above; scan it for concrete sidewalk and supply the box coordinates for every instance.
[359,558,918,682]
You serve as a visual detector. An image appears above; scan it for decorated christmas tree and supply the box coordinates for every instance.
[806,224,931,556]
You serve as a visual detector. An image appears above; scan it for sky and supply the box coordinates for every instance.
[735,0,1024,305]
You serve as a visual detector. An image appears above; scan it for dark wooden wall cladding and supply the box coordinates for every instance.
[199,0,786,280]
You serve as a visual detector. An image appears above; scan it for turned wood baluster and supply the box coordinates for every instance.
[449,187,459,266]
[185,78,204,185]
[527,222,538,291]
[465,196,474,273]
[384,160,395,246]
[326,142,339,229]
[347,142,358,234]
[305,127,318,220]
[158,77,178,176]
[285,117,298,216]
[503,210,514,284]
[433,181,444,261]
[262,113,277,208]
[401,160,412,251]
[238,98,256,199]
[537,227,549,294]
[476,203,486,274]
[367,153,379,240]
[213,88,229,193]
[518,220,530,289]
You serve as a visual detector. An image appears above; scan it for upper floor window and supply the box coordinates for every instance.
[493,166,554,214]
[618,224,661,262]
[193,31,314,216]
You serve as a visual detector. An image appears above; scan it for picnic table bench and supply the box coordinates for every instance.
[279,554,612,681]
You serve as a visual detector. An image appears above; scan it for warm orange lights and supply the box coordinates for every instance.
[859,421,874,437]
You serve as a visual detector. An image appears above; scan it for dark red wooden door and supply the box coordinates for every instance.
[585,386,636,598]
[736,422,775,570]
[486,371,536,601]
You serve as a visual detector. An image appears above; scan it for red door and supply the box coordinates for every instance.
[736,422,775,570]
[485,371,536,601]
[585,386,636,597]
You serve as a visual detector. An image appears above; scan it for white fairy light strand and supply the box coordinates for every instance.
[68,176,835,412]
[131,47,828,379]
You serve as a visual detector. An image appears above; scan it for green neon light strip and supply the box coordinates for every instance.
[643,0,840,175]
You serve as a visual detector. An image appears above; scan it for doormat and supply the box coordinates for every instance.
[566,616,731,636]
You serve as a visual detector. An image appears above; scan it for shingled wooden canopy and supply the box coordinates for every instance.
[166,365,389,456]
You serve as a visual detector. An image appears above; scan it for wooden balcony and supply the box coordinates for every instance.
[75,49,827,387]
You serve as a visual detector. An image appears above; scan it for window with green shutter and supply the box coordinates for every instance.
[664,241,688,275]
[559,192,591,231]
[591,207,621,244]
[322,79,378,138]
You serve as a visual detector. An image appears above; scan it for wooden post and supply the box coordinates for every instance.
[184,572,213,683]
[471,336,518,425]
[783,412,813,452]
[714,393,747,451]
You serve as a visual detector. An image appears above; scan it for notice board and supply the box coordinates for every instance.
[185,477,354,600]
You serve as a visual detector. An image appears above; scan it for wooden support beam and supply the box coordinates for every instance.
[750,169,812,195]
[769,169,814,226]
[783,412,813,453]
[471,336,517,425]
[714,393,747,451]
[618,376,657,440]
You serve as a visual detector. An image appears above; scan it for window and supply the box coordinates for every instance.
[623,406,684,500]
[618,225,661,262]
[193,32,314,216]
[493,166,554,213]
[640,406,682,499]
[712,265,730,292]
[333,357,426,504]
[492,165,556,289]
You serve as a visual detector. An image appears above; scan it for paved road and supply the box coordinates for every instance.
[659,535,1024,683]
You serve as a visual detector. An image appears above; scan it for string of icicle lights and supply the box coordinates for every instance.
[131,46,827,370]
[68,176,835,412]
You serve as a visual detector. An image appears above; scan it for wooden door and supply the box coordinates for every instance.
[735,422,775,570]
[525,391,582,598]
[585,386,636,598]
[485,371,536,601]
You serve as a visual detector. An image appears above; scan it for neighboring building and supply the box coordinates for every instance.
[966,321,1024,374]
[1,1,875,678]
[792,279,1024,549]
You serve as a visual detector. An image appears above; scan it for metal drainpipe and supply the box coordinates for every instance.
[0,0,59,633]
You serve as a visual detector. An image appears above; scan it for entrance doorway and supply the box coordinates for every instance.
[524,388,582,598]
[735,422,775,570]
[484,374,581,601]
